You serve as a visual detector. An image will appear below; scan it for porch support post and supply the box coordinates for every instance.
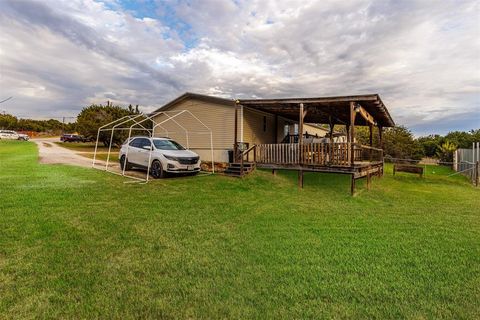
[298,103,305,188]
[298,170,304,188]
[328,116,334,165]
[349,101,357,167]
[378,125,383,149]
[234,101,239,162]
[378,125,384,177]
[369,124,373,146]
[274,114,278,144]
[369,123,373,161]
[350,174,356,195]
[299,103,305,163]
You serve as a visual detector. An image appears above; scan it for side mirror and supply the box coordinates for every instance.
[142,145,152,151]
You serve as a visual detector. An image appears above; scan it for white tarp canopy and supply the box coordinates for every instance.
[92,110,214,182]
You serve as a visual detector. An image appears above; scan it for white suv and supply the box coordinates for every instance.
[0,130,29,140]
[119,136,201,178]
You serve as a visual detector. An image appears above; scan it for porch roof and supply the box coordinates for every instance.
[237,94,395,127]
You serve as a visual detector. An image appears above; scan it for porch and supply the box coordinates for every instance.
[230,94,395,195]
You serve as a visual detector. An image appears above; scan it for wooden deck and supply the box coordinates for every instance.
[244,143,382,174]
[236,142,384,194]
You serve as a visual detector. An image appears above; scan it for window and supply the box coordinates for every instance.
[153,139,185,150]
[263,116,267,132]
[129,138,150,148]
[137,138,151,149]
[129,138,139,147]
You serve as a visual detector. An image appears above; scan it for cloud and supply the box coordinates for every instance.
[0,0,478,134]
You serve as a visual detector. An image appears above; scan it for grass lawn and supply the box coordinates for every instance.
[80,152,120,163]
[1,141,479,319]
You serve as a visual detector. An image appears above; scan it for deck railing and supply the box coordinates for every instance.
[255,143,382,167]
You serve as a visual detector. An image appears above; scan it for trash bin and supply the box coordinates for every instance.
[228,150,234,163]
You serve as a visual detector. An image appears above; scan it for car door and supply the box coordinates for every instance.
[128,138,151,166]
[134,138,153,167]
[126,138,141,165]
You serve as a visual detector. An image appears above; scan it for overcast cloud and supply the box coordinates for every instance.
[0,0,478,135]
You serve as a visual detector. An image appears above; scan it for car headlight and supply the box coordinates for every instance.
[164,155,179,161]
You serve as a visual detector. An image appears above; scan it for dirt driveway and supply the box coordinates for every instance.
[33,138,104,168]
[32,138,208,180]
[32,138,148,179]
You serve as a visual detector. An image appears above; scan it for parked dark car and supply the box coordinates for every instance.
[60,134,90,142]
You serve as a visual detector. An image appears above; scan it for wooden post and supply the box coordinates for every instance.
[369,124,373,161]
[234,101,239,163]
[350,102,356,167]
[329,117,334,165]
[274,114,278,144]
[369,124,373,146]
[350,174,355,195]
[299,103,304,164]
[378,125,383,150]
[298,103,305,189]
[298,170,304,188]
[272,169,276,176]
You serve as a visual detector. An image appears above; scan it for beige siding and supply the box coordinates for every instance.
[152,99,235,162]
[150,97,329,164]
[242,108,276,145]
[276,117,292,142]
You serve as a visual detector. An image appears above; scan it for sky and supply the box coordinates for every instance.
[0,0,479,136]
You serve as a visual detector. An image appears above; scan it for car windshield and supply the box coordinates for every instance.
[153,139,185,150]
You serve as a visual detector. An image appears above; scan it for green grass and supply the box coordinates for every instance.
[79,152,120,163]
[1,140,479,319]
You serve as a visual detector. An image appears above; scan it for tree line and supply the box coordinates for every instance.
[355,126,480,162]
[0,114,76,133]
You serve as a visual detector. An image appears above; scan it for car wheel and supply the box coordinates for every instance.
[150,160,164,179]
[119,155,132,171]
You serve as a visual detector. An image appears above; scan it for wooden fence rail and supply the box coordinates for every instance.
[255,143,382,167]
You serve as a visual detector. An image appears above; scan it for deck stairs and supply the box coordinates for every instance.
[224,162,256,177]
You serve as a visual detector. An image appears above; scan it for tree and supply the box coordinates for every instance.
[382,126,424,160]
[354,126,381,147]
[0,114,18,129]
[443,131,473,149]
[436,141,457,163]
[76,104,143,146]
[417,134,442,157]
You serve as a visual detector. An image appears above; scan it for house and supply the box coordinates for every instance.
[151,92,395,194]
[150,92,341,163]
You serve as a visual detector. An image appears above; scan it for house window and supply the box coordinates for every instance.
[263,116,267,132]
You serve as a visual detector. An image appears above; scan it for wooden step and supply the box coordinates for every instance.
[228,163,255,168]
[224,162,256,177]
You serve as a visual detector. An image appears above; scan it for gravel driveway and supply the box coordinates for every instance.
[32,138,159,179]
[33,137,104,168]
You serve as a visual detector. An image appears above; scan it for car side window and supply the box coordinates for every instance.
[129,138,139,147]
[137,138,151,149]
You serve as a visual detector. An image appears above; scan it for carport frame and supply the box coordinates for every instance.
[92,110,214,182]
